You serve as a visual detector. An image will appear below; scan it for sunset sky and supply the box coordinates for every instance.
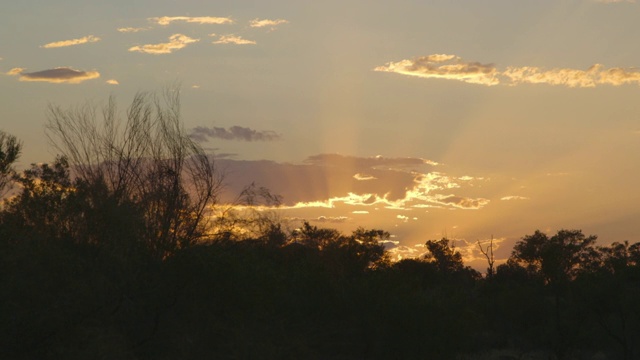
[2,0,640,267]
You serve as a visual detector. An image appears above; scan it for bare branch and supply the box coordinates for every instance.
[477,236,495,279]
[45,88,223,258]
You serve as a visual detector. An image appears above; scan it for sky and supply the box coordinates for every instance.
[2,0,640,268]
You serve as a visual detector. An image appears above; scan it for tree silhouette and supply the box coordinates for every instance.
[424,238,465,273]
[45,89,222,258]
[0,130,21,197]
[509,229,598,357]
[511,229,597,286]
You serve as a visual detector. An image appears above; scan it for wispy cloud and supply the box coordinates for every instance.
[213,34,256,45]
[374,54,500,86]
[128,34,198,54]
[431,195,490,209]
[189,126,281,142]
[281,174,489,211]
[376,54,640,88]
[41,35,101,49]
[354,173,377,181]
[503,65,602,87]
[117,27,149,33]
[249,18,289,29]
[6,68,24,75]
[106,79,119,85]
[151,16,233,26]
[7,67,99,84]
[500,195,529,201]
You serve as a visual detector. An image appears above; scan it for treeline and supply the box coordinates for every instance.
[1,93,639,359]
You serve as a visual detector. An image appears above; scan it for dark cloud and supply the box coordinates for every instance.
[9,67,100,84]
[214,157,416,205]
[190,126,281,142]
[213,154,486,211]
[305,154,436,172]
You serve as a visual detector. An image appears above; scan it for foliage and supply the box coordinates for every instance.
[3,95,640,358]
[510,229,598,286]
[0,130,21,196]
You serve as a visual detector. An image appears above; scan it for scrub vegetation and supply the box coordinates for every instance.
[1,93,639,359]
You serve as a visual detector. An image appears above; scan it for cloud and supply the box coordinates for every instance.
[106,79,119,85]
[387,245,428,261]
[376,54,640,88]
[453,237,508,264]
[503,65,603,87]
[151,16,234,26]
[6,68,24,75]
[214,154,487,212]
[354,173,376,181]
[7,67,100,84]
[431,195,490,210]
[41,35,101,49]
[500,196,529,201]
[598,66,640,85]
[189,126,281,142]
[117,27,149,33]
[305,154,436,171]
[213,35,256,45]
[249,18,289,29]
[128,34,198,54]
[314,216,349,223]
[374,54,500,86]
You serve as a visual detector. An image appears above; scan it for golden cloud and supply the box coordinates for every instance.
[9,67,99,84]
[280,171,489,211]
[129,34,199,54]
[106,79,119,85]
[502,65,601,87]
[249,18,289,28]
[598,67,640,85]
[500,196,529,201]
[151,16,233,26]
[377,54,640,88]
[117,27,149,33]
[214,154,479,213]
[353,173,377,181]
[213,35,256,45]
[374,54,500,86]
[41,35,101,48]
[6,68,25,75]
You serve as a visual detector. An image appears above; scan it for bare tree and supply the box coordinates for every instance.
[477,236,495,279]
[46,89,222,258]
